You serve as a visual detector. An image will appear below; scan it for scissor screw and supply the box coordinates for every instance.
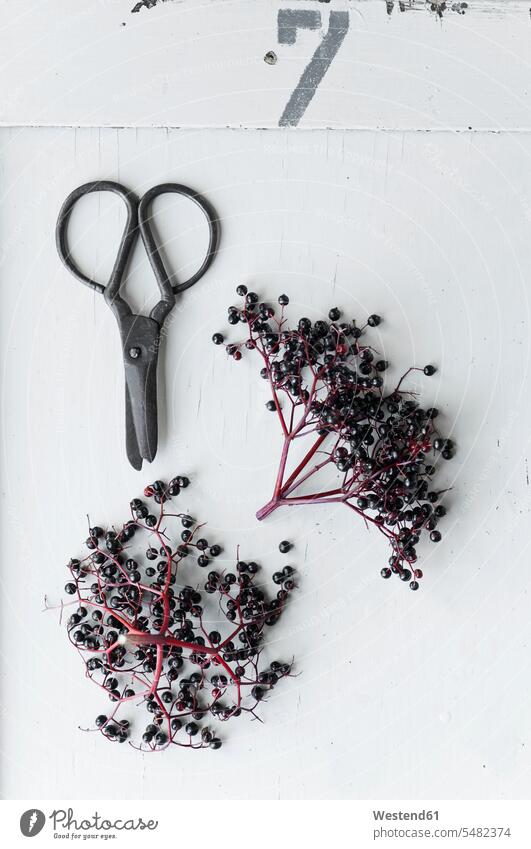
[129,347,141,359]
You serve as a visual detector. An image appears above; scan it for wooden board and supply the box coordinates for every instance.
[1,0,531,130]
[2,125,531,799]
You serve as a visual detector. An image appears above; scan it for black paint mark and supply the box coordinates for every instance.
[278,9,349,127]
[131,0,169,12]
[386,0,468,15]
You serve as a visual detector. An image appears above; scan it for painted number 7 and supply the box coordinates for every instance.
[278,9,349,127]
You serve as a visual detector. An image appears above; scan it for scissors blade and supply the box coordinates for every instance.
[125,383,144,471]
[120,315,160,470]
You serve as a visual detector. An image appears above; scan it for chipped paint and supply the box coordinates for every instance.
[3,0,531,129]
[386,0,469,16]
[131,0,170,11]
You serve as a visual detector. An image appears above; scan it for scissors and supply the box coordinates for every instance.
[56,180,219,470]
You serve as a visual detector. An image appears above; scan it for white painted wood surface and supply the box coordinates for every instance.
[2,0,531,130]
[2,125,531,799]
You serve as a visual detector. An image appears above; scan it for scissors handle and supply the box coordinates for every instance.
[56,181,220,318]
[139,183,220,296]
[55,180,138,297]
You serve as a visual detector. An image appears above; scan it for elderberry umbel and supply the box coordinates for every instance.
[215,288,456,590]
[58,478,296,751]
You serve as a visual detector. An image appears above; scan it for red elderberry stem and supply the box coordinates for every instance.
[125,633,242,704]
[256,431,330,520]
[217,289,454,590]
[281,495,345,508]
[279,433,328,495]
[283,490,344,504]
[63,476,297,750]
[281,457,334,498]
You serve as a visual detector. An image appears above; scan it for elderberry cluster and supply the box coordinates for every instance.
[214,286,456,590]
[63,477,295,751]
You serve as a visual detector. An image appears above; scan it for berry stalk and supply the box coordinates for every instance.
[214,287,456,590]
[54,477,297,751]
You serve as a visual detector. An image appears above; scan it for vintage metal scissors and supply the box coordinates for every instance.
[56,180,219,469]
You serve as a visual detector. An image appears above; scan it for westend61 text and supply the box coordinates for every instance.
[373,810,439,821]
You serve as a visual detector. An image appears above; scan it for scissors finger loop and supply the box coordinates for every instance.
[138,183,220,296]
[55,180,138,297]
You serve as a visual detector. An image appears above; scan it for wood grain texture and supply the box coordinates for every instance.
[1,0,530,129]
[1,125,531,799]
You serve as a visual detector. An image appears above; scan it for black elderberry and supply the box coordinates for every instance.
[66,479,298,750]
[279,540,292,553]
[423,365,436,376]
[214,288,454,588]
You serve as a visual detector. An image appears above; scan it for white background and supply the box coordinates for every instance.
[2,0,531,802]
